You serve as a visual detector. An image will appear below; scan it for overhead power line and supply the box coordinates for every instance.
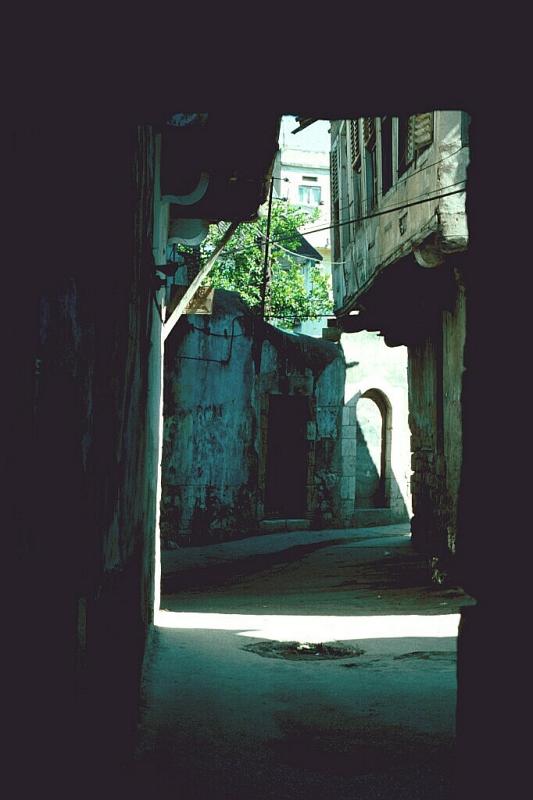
[215,182,466,264]
[272,241,347,266]
[268,144,467,188]
[247,184,466,252]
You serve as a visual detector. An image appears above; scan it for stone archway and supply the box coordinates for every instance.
[354,388,392,508]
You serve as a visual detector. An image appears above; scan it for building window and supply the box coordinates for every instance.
[332,201,340,262]
[364,118,377,210]
[331,145,340,262]
[350,119,362,224]
[381,115,393,195]
[298,184,322,206]
[397,114,412,176]
[398,113,434,176]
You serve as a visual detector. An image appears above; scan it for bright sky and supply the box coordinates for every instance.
[279,116,331,153]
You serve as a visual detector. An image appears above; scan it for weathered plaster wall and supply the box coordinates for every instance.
[162,290,345,545]
[162,292,258,543]
[340,330,411,526]
[9,125,162,790]
[408,267,466,568]
[408,333,440,551]
[442,268,466,556]
[311,355,346,527]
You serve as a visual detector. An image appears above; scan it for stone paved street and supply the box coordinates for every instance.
[129,525,473,799]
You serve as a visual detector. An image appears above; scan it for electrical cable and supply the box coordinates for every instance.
[381,144,467,189]
[177,316,243,363]
[266,313,332,321]
[271,241,347,265]
[266,144,467,188]
[199,181,466,268]
[173,168,467,325]
[244,182,466,252]
[295,183,466,239]
[198,181,465,320]
[188,316,247,338]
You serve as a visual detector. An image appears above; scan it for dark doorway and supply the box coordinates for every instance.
[264,395,308,517]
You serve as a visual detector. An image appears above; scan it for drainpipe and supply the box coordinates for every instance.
[163,220,239,341]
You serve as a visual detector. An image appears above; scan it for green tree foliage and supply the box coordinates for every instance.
[201,201,331,329]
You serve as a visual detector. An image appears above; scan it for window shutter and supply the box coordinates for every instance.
[350,119,360,166]
[412,112,433,152]
[406,119,415,164]
[364,117,375,145]
[331,147,339,201]
[398,114,419,174]
[400,118,416,168]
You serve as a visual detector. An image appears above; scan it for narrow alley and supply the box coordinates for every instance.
[9,109,520,800]
[130,525,472,799]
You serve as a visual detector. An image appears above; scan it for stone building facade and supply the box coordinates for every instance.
[330,111,469,574]
[270,117,412,530]
[161,289,345,545]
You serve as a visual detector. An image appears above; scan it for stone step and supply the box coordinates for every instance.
[259,518,311,533]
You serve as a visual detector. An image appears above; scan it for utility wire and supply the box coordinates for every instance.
[272,241,347,265]
[267,144,467,188]
[267,313,332,321]
[188,318,247,338]
[246,183,466,252]
[382,145,467,188]
[210,182,465,266]
[257,154,467,266]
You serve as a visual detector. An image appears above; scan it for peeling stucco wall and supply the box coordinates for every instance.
[408,267,466,570]
[161,290,345,545]
[442,269,466,556]
[162,293,258,544]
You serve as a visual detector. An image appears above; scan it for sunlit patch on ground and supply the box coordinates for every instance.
[155,609,460,641]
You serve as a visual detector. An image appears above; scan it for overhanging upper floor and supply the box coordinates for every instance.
[332,252,459,347]
[330,111,470,327]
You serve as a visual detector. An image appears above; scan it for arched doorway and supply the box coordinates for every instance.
[355,389,391,508]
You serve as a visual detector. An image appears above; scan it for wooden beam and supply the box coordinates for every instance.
[163,221,239,341]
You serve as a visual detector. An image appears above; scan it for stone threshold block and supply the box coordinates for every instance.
[259,518,311,533]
